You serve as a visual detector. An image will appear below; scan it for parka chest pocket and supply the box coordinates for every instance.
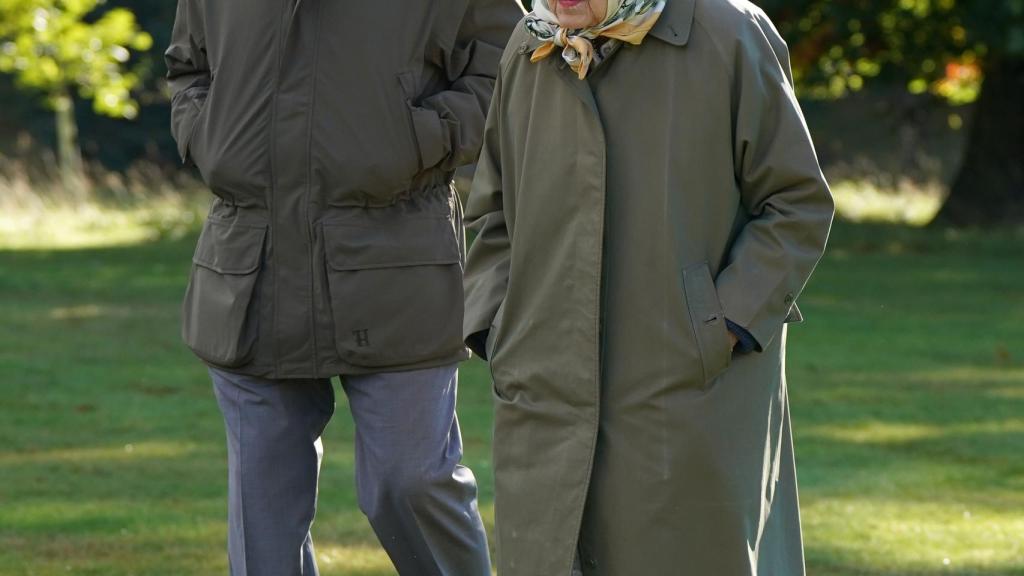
[324,216,465,368]
[181,219,267,368]
[682,263,733,386]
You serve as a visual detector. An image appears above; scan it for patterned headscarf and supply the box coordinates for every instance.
[525,0,665,79]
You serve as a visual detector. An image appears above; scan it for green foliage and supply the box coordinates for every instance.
[761,0,1024,102]
[523,0,1021,103]
[0,0,153,119]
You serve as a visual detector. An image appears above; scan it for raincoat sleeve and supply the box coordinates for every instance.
[412,0,522,173]
[462,71,510,360]
[165,0,211,165]
[714,11,835,352]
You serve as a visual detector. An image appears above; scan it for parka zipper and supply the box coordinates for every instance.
[266,0,291,374]
[267,0,323,376]
[303,0,324,377]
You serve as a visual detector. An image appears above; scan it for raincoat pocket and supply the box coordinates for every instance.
[484,299,507,363]
[181,218,267,367]
[323,215,464,367]
[682,262,733,386]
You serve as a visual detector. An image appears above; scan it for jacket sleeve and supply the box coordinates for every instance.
[462,70,510,360]
[713,11,835,352]
[412,0,522,172]
[165,0,211,164]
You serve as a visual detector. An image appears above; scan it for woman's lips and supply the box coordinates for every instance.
[557,0,586,8]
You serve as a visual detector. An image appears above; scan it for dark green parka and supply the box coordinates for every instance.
[166,0,521,377]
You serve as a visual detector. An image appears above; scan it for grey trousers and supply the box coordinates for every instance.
[210,364,490,576]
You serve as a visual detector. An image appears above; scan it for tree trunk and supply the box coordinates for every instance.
[933,57,1024,227]
[54,88,87,199]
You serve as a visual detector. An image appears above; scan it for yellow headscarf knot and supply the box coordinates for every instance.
[526,0,665,80]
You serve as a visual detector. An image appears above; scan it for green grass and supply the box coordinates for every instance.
[1,222,1022,575]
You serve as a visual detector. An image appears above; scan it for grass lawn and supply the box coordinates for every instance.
[0,221,1021,575]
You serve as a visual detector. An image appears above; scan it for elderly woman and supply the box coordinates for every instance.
[463,0,834,574]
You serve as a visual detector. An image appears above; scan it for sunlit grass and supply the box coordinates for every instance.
[804,497,1024,575]
[806,419,1024,445]
[0,440,202,465]
[0,161,948,249]
[831,179,945,226]
[315,544,397,574]
[0,197,208,250]
[0,159,208,250]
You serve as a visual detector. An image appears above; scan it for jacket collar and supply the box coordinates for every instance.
[649,0,697,46]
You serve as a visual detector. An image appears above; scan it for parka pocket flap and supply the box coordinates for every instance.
[324,217,460,272]
[192,220,267,275]
[323,214,465,367]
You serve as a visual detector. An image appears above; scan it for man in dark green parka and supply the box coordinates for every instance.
[166,1,521,574]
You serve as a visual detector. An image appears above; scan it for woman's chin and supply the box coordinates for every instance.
[557,15,595,28]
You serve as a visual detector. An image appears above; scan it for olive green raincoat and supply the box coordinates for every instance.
[166,0,520,377]
[463,0,835,574]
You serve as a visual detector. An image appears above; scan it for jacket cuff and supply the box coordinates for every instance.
[466,330,489,361]
[726,318,759,354]
[408,104,448,170]
[170,84,208,165]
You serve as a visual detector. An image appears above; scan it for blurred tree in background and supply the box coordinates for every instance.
[522,0,1022,225]
[758,0,1024,226]
[0,0,1020,226]
[0,0,152,194]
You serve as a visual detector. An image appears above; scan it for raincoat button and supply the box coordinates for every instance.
[784,293,795,304]
[518,42,529,54]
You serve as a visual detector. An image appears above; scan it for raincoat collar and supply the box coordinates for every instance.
[648,0,696,46]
